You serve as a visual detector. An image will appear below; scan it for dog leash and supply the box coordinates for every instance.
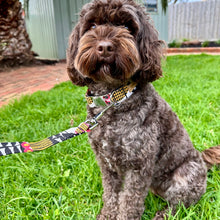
[0,83,137,157]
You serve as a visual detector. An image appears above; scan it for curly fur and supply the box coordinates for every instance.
[67,0,220,219]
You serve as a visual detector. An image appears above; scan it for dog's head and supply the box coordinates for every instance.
[67,0,164,87]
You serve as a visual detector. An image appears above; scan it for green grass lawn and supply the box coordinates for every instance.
[0,54,219,219]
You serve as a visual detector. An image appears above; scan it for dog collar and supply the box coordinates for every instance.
[85,82,137,107]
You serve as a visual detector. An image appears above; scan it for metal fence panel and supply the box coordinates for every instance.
[169,0,220,42]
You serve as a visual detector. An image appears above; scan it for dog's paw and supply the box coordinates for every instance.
[97,213,117,220]
[152,210,167,220]
[96,214,105,220]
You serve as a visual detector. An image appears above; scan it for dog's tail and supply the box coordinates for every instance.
[202,145,220,169]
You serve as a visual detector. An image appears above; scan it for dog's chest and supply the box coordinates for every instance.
[88,107,156,171]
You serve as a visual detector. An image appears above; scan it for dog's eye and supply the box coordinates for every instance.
[91,24,96,29]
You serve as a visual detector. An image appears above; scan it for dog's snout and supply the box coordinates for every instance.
[97,41,114,57]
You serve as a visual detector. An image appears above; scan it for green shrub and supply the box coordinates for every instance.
[202,41,210,47]
[168,40,181,48]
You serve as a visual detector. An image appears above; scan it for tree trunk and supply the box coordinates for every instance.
[0,0,34,68]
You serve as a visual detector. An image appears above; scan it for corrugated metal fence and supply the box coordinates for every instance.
[25,0,168,59]
[26,0,91,59]
[25,0,58,59]
[53,0,90,59]
[169,0,220,42]
[136,0,168,42]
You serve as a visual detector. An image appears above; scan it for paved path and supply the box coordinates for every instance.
[0,62,69,107]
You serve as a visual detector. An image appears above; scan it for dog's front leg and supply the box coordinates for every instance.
[97,162,123,220]
[117,168,152,220]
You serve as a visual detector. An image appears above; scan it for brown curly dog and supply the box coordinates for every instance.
[66,0,220,219]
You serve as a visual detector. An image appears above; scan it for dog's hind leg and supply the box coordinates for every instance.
[152,157,207,219]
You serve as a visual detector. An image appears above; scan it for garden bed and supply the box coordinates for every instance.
[166,47,220,54]
[166,40,220,54]
[168,40,220,48]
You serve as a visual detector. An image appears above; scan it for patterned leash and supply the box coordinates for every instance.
[0,82,137,157]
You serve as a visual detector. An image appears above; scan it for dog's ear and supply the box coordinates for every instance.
[134,11,164,83]
[67,23,88,86]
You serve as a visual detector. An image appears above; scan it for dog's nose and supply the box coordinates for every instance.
[97,41,114,57]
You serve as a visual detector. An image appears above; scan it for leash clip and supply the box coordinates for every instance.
[86,103,114,130]
[86,118,98,130]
